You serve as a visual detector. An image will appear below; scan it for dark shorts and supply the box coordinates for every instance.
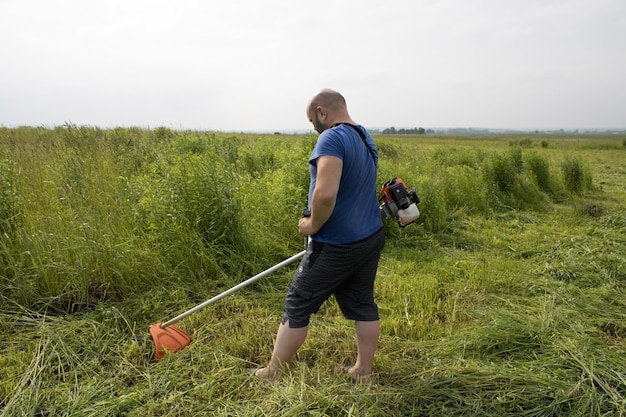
[281,228,385,328]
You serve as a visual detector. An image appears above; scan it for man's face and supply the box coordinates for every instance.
[308,106,327,134]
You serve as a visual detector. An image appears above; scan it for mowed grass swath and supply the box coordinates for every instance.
[0,125,625,416]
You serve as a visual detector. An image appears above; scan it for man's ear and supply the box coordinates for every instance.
[317,106,327,120]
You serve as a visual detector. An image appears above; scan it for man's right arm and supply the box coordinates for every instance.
[298,155,343,236]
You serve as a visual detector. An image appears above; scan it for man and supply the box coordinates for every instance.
[254,89,385,382]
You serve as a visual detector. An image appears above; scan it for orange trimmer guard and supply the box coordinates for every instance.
[149,322,192,359]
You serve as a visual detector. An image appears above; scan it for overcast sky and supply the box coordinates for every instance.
[1,0,624,132]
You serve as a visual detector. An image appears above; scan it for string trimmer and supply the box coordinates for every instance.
[148,249,306,359]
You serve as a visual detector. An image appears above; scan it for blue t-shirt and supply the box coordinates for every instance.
[308,123,382,244]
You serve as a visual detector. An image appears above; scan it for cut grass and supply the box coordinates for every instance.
[1,129,625,416]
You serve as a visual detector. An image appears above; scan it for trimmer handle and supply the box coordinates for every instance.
[302,209,311,249]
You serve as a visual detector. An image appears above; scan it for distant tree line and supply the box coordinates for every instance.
[381,127,434,135]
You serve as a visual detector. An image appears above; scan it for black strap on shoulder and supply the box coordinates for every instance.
[333,123,377,165]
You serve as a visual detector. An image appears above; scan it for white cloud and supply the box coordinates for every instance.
[1,0,624,130]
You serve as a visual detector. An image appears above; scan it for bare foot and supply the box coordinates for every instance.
[346,366,372,383]
[254,366,282,382]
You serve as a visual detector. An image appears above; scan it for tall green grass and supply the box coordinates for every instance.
[1,128,625,416]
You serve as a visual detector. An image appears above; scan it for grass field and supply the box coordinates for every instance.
[1,126,625,416]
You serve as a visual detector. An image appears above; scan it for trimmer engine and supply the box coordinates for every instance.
[379,177,420,227]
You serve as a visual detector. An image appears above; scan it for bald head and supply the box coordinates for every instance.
[308,89,346,113]
[306,88,355,134]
